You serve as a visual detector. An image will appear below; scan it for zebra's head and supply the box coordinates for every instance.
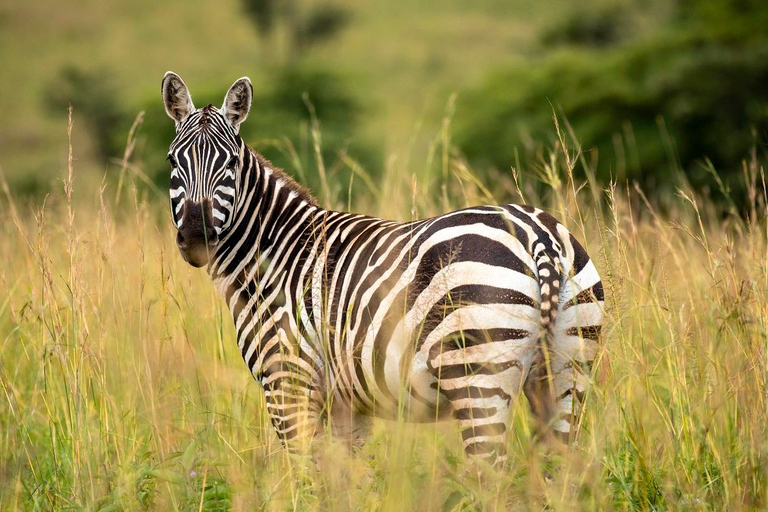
[161,72,253,268]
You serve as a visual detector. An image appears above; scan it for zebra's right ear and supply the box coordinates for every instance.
[162,72,195,125]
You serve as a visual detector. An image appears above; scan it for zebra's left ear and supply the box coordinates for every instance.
[221,77,253,132]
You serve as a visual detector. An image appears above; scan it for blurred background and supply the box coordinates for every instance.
[2,3,767,508]
[1,0,767,212]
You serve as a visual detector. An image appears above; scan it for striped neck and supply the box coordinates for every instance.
[208,146,322,298]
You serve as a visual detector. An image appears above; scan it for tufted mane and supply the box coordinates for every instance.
[198,104,218,128]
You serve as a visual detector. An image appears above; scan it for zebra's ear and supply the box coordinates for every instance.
[221,77,253,132]
[162,72,195,124]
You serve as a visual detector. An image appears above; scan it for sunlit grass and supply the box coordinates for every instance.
[0,109,766,510]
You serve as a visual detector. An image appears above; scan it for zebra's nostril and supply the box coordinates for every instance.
[176,227,218,247]
[176,228,217,268]
[176,200,220,242]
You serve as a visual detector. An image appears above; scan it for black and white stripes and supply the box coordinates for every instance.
[162,73,605,465]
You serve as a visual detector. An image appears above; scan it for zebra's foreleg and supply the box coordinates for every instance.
[263,376,324,455]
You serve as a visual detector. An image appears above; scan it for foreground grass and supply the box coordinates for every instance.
[0,126,766,511]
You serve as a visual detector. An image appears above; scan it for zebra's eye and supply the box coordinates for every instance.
[227,156,239,170]
[167,154,178,168]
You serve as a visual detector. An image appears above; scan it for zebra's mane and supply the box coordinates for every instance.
[198,104,218,129]
[252,150,318,206]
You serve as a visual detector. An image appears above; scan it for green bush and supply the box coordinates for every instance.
[540,4,631,48]
[454,1,768,209]
[241,0,350,59]
[45,66,129,162]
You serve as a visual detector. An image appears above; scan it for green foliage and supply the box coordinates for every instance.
[91,444,234,511]
[676,0,768,26]
[241,64,374,197]
[603,415,666,509]
[241,0,277,35]
[455,1,768,209]
[240,0,350,58]
[45,66,129,162]
[293,5,350,54]
[540,4,630,48]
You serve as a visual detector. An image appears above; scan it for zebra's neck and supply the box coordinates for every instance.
[209,146,324,308]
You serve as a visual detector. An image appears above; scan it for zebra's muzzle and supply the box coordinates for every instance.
[176,199,219,268]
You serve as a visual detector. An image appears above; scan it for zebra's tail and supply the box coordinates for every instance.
[532,242,562,393]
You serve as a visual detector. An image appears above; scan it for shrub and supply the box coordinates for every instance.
[44,66,129,163]
[454,1,768,209]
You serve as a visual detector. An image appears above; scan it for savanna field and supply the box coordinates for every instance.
[0,114,766,510]
[1,0,768,510]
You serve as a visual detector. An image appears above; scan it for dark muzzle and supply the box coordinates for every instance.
[176,199,218,268]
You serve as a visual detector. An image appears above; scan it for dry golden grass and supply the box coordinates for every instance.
[0,112,766,510]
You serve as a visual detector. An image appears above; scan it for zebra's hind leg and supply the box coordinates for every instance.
[437,383,514,467]
[522,361,560,443]
[523,335,598,444]
[428,333,528,467]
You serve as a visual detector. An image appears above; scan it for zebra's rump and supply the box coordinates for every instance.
[316,204,602,420]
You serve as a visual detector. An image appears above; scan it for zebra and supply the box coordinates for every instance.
[161,72,604,466]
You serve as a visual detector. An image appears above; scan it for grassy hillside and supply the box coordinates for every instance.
[0,116,765,509]
[0,0,559,195]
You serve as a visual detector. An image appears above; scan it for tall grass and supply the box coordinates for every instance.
[0,110,766,511]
